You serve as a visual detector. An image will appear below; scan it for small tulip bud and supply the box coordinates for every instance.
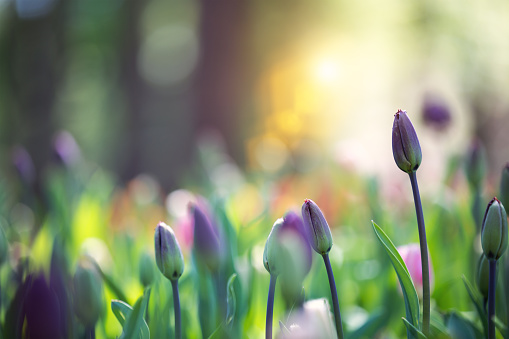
[465,139,486,189]
[191,204,222,272]
[481,198,508,261]
[263,218,284,276]
[392,110,422,173]
[280,211,312,277]
[301,199,333,255]
[499,163,509,209]
[476,254,490,300]
[73,260,104,327]
[155,222,184,281]
[139,251,155,287]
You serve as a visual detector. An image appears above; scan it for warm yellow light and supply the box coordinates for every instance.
[315,59,339,83]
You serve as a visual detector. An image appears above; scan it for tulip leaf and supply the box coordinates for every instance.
[372,221,420,329]
[226,273,237,327]
[402,318,427,339]
[347,308,387,339]
[446,312,477,339]
[494,316,508,338]
[111,288,151,339]
[462,275,488,337]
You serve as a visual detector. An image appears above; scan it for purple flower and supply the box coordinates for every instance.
[397,243,434,299]
[11,145,35,185]
[280,211,312,277]
[191,203,222,272]
[421,95,451,131]
[53,131,81,167]
[301,199,333,255]
[392,110,422,173]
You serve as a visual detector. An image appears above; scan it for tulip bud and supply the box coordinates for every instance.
[499,163,509,210]
[53,131,81,167]
[263,218,285,276]
[280,211,312,277]
[392,110,422,173]
[301,199,333,255]
[481,198,508,261]
[73,260,104,327]
[476,254,490,300]
[11,146,35,185]
[139,251,155,287]
[465,139,486,190]
[154,222,184,281]
[191,204,222,272]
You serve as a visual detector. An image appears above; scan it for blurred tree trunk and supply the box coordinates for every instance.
[195,0,252,165]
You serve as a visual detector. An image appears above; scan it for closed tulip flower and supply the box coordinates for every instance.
[155,222,184,281]
[481,198,508,261]
[301,199,332,255]
[392,110,422,173]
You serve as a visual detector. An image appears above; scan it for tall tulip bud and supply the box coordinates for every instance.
[139,251,155,287]
[155,222,184,281]
[392,110,422,173]
[73,260,104,328]
[191,204,222,272]
[263,218,285,276]
[301,199,333,255]
[499,164,509,209]
[481,198,508,261]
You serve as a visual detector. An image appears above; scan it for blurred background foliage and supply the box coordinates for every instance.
[0,0,509,338]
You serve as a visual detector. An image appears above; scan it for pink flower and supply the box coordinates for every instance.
[397,243,434,299]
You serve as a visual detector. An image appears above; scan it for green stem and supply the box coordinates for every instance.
[409,172,430,336]
[266,274,277,339]
[488,259,497,339]
[323,253,344,339]
[171,279,182,339]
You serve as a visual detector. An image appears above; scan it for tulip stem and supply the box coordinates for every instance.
[266,274,277,339]
[323,253,344,339]
[488,259,497,339]
[408,171,430,336]
[171,279,182,339]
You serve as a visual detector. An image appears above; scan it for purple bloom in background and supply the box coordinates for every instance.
[11,145,35,185]
[280,211,313,277]
[191,203,222,272]
[421,94,451,131]
[397,243,434,299]
[24,274,64,339]
[53,131,81,167]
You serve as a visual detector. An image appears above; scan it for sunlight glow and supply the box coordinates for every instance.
[315,59,340,83]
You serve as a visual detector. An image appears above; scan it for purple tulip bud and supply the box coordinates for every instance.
[421,95,451,131]
[301,199,333,255]
[392,110,422,173]
[481,198,508,261]
[280,211,312,276]
[24,274,64,338]
[191,203,222,272]
[397,243,434,299]
[155,222,184,281]
[53,131,81,167]
[11,146,35,185]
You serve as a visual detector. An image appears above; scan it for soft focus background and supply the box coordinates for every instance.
[1,0,509,338]
[1,0,509,189]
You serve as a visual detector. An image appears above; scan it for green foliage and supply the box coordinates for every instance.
[111,289,151,339]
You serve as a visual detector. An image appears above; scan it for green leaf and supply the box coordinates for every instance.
[347,309,387,339]
[446,312,477,339]
[226,273,237,327]
[90,258,129,303]
[462,275,488,337]
[112,289,151,339]
[207,322,228,339]
[111,300,133,327]
[402,318,427,339]
[494,316,508,338]
[372,221,421,329]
